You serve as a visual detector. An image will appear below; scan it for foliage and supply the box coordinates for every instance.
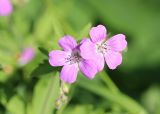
[0,0,160,114]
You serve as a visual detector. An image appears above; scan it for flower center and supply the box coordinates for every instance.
[96,42,111,54]
[65,49,82,65]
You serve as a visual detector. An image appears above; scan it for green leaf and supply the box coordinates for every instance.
[38,47,49,57]
[30,60,59,78]
[0,31,18,66]
[63,105,106,114]
[31,72,60,114]
[141,85,160,114]
[78,23,92,39]
[64,105,94,114]
[51,9,65,50]
[6,95,25,114]
[34,8,53,42]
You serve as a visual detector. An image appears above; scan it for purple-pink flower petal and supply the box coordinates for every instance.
[80,39,96,60]
[94,53,105,71]
[0,0,13,16]
[49,50,69,66]
[89,25,107,43]
[107,34,127,52]
[104,50,122,70]
[60,64,79,83]
[79,60,98,79]
[80,38,88,44]
[58,35,77,51]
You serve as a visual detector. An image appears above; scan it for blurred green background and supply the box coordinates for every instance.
[0,0,160,114]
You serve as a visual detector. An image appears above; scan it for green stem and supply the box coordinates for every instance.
[100,70,119,93]
[78,76,147,114]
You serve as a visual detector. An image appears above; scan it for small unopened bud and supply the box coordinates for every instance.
[55,81,70,109]
[61,81,70,94]
[55,98,62,109]
[61,95,68,103]
[63,85,69,94]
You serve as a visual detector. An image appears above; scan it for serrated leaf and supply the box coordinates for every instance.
[38,47,49,57]
[30,60,60,78]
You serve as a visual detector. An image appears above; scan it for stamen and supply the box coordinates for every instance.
[65,50,82,64]
[96,42,111,54]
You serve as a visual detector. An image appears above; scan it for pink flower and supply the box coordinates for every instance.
[0,0,13,16]
[49,35,98,83]
[80,25,127,70]
[19,47,35,65]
